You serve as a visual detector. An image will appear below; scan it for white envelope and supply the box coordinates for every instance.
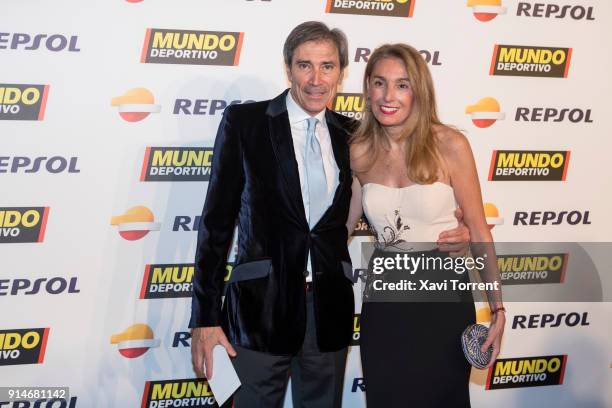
[206,345,241,406]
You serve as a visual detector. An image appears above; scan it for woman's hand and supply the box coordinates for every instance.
[437,208,471,256]
[481,310,505,368]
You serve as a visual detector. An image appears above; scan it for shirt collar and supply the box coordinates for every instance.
[286,91,327,127]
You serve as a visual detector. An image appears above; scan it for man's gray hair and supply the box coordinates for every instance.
[283,21,349,69]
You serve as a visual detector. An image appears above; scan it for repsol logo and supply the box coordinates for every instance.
[498,253,567,284]
[326,0,415,18]
[513,210,591,226]
[350,314,361,345]
[488,150,570,181]
[487,355,567,389]
[515,107,593,123]
[0,398,77,408]
[172,332,192,348]
[0,207,49,243]
[141,28,244,66]
[0,277,80,296]
[141,378,217,407]
[173,98,254,115]
[355,47,442,66]
[329,93,364,120]
[172,216,201,231]
[0,84,49,120]
[0,328,49,366]
[0,156,80,174]
[351,378,365,392]
[490,45,572,78]
[352,216,374,236]
[513,312,590,329]
[143,263,233,299]
[517,2,595,20]
[140,147,212,181]
[0,33,80,52]
[349,268,367,284]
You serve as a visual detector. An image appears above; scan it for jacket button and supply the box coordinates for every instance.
[303,270,309,277]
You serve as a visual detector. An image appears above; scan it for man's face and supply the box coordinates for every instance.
[286,40,343,116]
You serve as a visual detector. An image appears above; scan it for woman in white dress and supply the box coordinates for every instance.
[346,43,505,407]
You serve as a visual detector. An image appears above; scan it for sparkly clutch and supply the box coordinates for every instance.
[461,324,493,369]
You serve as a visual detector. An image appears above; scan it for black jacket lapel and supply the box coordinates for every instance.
[325,109,350,183]
[266,90,308,228]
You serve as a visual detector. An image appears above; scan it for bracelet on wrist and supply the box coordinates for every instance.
[491,306,506,315]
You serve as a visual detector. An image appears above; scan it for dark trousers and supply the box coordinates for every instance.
[230,291,348,408]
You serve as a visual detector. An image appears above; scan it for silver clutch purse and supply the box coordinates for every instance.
[461,324,493,369]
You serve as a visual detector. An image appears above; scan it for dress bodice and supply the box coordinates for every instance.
[362,182,458,250]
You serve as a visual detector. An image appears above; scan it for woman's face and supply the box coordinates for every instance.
[367,57,414,134]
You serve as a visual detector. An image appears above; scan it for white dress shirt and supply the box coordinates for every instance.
[286,92,340,282]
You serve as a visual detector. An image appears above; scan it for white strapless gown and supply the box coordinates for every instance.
[359,181,475,407]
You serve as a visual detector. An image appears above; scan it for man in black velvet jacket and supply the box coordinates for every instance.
[190,22,357,408]
[190,22,466,408]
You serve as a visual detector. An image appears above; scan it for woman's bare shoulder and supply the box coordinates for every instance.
[350,141,373,173]
[433,124,471,159]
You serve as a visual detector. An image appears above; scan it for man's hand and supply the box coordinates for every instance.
[191,326,237,379]
[437,208,470,256]
[481,311,505,368]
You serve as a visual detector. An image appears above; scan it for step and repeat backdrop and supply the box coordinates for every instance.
[2,0,611,407]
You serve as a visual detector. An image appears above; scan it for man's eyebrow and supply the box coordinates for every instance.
[294,59,337,66]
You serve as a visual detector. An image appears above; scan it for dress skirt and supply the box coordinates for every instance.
[359,249,476,407]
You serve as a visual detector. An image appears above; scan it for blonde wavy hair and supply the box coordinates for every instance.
[350,43,444,184]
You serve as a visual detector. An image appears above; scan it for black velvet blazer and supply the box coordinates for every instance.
[190,90,357,354]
